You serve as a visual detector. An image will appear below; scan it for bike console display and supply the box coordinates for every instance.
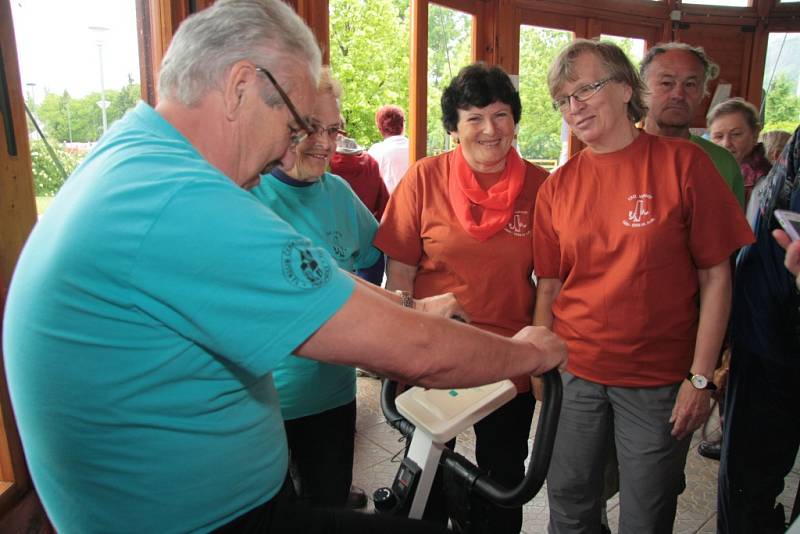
[376,370,562,529]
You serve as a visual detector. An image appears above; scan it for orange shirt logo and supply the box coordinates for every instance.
[623,194,656,228]
[504,210,531,237]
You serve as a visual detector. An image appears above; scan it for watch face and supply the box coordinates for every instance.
[691,375,708,389]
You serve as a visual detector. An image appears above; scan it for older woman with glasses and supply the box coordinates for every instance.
[249,68,382,509]
[535,39,753,533]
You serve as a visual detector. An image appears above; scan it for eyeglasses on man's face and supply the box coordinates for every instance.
[552,77,615,112]
[254,66,315,146]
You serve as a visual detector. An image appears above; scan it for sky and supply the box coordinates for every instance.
[10,0,141,102]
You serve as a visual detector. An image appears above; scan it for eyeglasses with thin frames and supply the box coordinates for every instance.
[254,66,315,146]
[308,120,347,140]
[552,77,615,112]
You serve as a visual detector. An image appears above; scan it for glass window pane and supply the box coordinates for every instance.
[600,34,646,69]
[427,4,473,156]
[12,0,141,216]
[762,33,800,133]
[329,0,410,149]
[517,25,573,168]
[682,0,749,6]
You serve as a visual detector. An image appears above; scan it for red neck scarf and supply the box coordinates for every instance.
[448,144,525,241]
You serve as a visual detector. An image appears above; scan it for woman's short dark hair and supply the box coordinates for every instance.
[441,63,521,133]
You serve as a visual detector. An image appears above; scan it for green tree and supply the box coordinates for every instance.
[329,0,410,149]
[37,90,99,142]
[34,83,141,143]
[29,139,82,196]
[426,4,472,155]
[764,72,800,128]
[517,26,572,162]
[107,76,140,125]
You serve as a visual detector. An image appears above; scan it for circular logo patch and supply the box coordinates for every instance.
[281,238,333,289]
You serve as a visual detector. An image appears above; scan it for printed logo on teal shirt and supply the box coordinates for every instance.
[282,238,332,288]
[327,230,350,262]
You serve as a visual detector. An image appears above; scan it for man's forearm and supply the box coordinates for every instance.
[296,283,563,388]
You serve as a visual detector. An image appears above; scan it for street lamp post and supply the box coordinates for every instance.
[66,100,73,143]
[89,25,110,136]
[25,82,36,109]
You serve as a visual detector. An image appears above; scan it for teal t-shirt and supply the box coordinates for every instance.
[691,134,746,209]
[3,103,355,533]
[251,170,381,419]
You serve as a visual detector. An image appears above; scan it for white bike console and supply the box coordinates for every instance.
[396,380,517,443]
[394,379,517,519]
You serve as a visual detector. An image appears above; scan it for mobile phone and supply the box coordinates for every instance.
[774,209,800,241]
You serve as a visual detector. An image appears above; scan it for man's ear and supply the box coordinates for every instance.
[223,61,255,120]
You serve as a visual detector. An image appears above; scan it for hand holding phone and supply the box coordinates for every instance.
[774,210,800,242]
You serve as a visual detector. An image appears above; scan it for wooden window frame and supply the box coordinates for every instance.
[2,0,800,522]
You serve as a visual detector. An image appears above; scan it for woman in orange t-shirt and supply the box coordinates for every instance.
[374,63,549,533]
[535,40,753,533]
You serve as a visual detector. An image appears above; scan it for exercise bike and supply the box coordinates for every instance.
[373,369,562,532]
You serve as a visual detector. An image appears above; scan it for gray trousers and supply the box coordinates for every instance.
[547,372,692,534]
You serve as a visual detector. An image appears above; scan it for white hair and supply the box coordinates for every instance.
[157,0,321,106]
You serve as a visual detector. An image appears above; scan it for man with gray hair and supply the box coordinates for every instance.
[641,42,745,209]
[642,43,748,463]
[2,0,566,532]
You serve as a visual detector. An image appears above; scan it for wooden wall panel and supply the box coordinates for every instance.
[139,0,191,105]
[0,0,37,512]
[675,23,755,126]
[410,0,429,163]
[490,0,518,72]
[296,0,330,64]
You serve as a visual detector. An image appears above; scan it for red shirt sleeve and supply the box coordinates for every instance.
[682,148,755,269]
[533,176,561,279]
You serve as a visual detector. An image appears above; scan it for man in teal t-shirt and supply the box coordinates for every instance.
[2,2,567,532]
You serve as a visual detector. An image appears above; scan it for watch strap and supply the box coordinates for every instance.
[395,290,414,309]
[687,372,717,391]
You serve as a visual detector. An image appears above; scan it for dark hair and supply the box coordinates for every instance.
[375,105,405,136]
[441,63,521,134]
[548,39,648,123]
[639,42,720,96]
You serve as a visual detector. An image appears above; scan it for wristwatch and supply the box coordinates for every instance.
[395,290,414,309]
[686,372,717,391]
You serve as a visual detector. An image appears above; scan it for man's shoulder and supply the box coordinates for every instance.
[691,135,737,165]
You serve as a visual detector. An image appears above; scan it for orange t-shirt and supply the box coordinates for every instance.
[534,132,754,387]
[375,150,548,338]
